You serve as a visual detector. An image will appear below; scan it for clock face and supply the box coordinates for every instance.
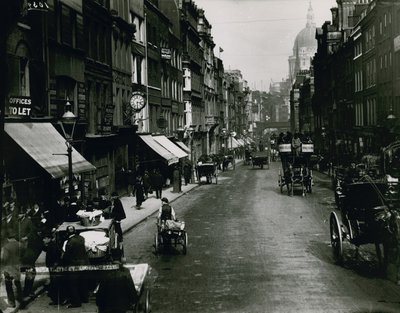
[130,93,146,111]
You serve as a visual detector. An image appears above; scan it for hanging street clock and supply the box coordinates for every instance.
[129,91,146,112]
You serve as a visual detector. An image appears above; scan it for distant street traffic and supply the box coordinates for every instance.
[24,161,400,313]
[125,162,400,313]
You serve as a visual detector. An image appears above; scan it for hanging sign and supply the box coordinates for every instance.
[161,48,171,60]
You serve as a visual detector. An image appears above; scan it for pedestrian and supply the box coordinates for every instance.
[17,208,43,302]
[61,225,89,308]
[1,232,23,308]
[142,170,151,199]
[43,231,64,305]
[133,178,145,208]
[173,165,181,193]
[66,196,80,222]
[183,162,192,185]
[110,191,126,246]
[152,169,164,199]
[96,261,139,313]
[99,189,112,211]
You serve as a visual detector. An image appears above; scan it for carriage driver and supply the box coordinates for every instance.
[157,198,177,222]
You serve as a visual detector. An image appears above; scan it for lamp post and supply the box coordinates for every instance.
[187,127,195,183]
[58,100,77,199]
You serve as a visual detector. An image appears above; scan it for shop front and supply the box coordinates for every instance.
[3,122,95,216]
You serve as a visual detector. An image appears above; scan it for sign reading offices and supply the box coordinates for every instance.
[7,96,32,117]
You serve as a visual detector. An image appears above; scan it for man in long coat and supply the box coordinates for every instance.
[62,225,89,308]
[96,262,138,313]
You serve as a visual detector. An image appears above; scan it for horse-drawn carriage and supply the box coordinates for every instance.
[330,141,400,270]
[196,162,218,184]
[222,154,235,171]
[251,150,270,169]
[329,179,400,270]
[278,143,314,196]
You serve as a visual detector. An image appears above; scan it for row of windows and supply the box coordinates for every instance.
[130,14,144,43]
[131,54,146,85]
[365,25,375,52]
[365,59,376,88]
[355,70,363,92]
[113,38,131,70]
[366,98,377,126]
[379,52,392,70]
[355,98,377,127]
[379,11,392,37]
[354,41,362,58]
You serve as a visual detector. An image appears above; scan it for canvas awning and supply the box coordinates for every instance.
[5,122,95,178]
[237,139,245,146]
[227,137,240,149]
[174,140,190,153]
[139,135,178,165]
[152,135,188,159]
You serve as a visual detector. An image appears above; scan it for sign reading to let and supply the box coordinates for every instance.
[7,96,32,117]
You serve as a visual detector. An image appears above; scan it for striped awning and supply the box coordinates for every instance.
[152,135,188,159]
[139,135,178,165]
[174,140,190,153]
[227,137,240,149]
[5,123,95,178]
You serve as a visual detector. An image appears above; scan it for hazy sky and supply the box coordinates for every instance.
[194,0,337,91]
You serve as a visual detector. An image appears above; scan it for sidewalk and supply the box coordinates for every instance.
[0,182,199,313]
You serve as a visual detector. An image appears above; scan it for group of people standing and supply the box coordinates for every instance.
[0,190,128,310]
[1,201,50,308]
[130,168,164,208]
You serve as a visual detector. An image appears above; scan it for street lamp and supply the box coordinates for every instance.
[58,100,77,199]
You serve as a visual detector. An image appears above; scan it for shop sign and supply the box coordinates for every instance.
[27,0,49,11]
[205,116,216,125]
[7,96,32,117]
[161,48,171,60]
[101,104,115,133]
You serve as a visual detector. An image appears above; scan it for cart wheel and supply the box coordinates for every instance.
[182,232,188,255]
[215,174,218,184]
[330,212,343,264]
[144,289,151,313]
[154,233,159,254]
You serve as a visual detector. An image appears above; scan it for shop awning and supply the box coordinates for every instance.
[152,135,188,159]
[227,137,240,149]
[237,139,245,146]
[5,123,95,179]
[174,140,190,153]
[139,135,178,165]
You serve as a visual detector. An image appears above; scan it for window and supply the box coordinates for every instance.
[131,53,137,84]
[19,58,30,96]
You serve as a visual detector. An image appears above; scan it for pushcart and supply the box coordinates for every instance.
[55,217,123,262]
[154,219,187,255]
